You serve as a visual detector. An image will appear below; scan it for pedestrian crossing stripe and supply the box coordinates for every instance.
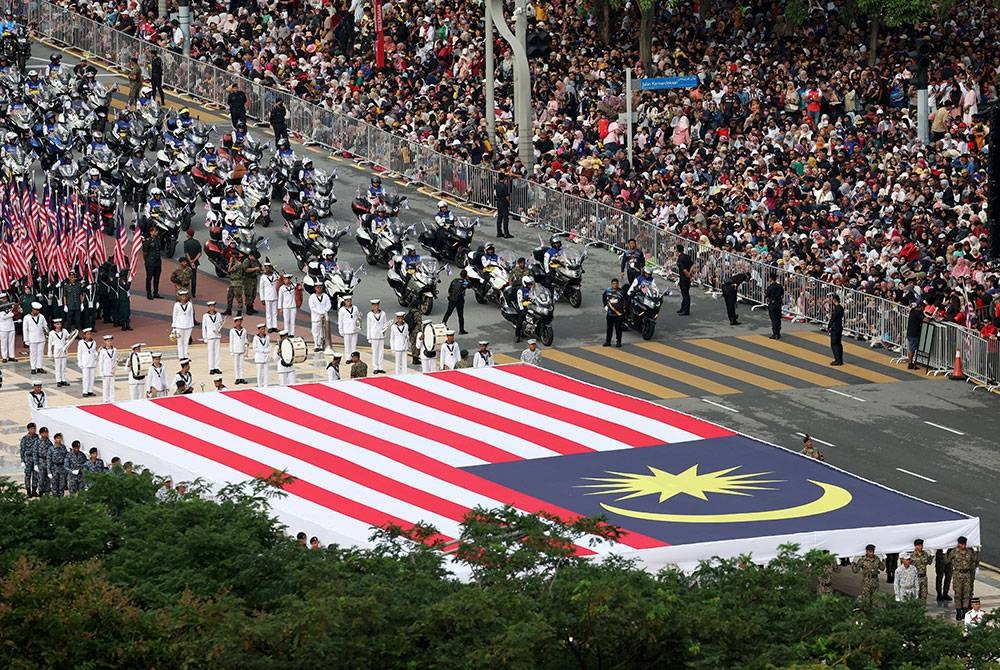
[686,338,847,388]
[787,332,926,377]
[585,346,739,395]
[635,341,793,392]
[544,349,685,399]
[739,335,897,384]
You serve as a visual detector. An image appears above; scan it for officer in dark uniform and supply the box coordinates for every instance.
[620,238,645,286]
[142,226,164,299]
[62,271,83,332]
[443,270,469,334]
[97,261,115,324]
[602,278,626,348]
[722,272,749,325]
[765,271,784,339]
[829,293,844,366]
[115,271,133,331]
[675,243,693,316]
[494,173,511,238]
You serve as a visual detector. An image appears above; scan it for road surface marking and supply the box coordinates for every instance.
[687,338,845,388]
[923,421,965,436]
[790,331,928,378]
[795,432,835,447]
[636,341,792,391]
[896,468,937,483]
[741,335,897,384]
[826,388,866,402]
[701,399,739,413]
[585,346,739,395]
[543,349,686,399]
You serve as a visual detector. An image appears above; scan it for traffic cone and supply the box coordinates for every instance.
[949,347,966,380]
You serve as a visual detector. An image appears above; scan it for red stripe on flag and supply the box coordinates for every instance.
[295,383,521,463]
[231,389,662,550]
[360,376,594,456]
[498,364,734,439]
[435,371,664,447]
[81,403,450,544]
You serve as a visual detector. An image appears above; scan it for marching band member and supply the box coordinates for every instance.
[46,318,71,387]
[229,314,248,385]
[146,352,169,397]
[416,328,436,373]
[338,295,360,357]
[308,283,331,351]
[171,290,195,360]
[278,273,297,335]
[127,343,146,400]
[439,330,461,370]
[258,261,280,332]
[98,334,117,403]
[174,358,194,394]
[252,323,271,387]
[201,301,224,375]
[473,341,494,368]
[76,328,98,397]
[366,298,387,374]
[28,380,48,410]
[23,301,48,374]
[389,311,409,375]
[276,330,296,386]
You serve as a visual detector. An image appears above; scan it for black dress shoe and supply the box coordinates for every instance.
[769,334,779,340]
[153,293,161,299]
[147,294,154,300]
[730,321,741,325]
[36,367,45,373]
[615,342,622,347]
[830,360,843,366]
[677,311,690,316]
[459,330,468,335]
[602,342,611,347]
[504,234,514,239]
[268,328,278,333]
[83,392,96,397]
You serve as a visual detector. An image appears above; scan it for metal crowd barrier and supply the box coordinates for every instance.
[918,320,960,375]
[24,0,918,353]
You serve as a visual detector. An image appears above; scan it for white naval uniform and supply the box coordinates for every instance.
[0,306,15,360]
[307,293,331,349]
[171,300,195,360]
[201,312,225,371]
[416,332,436,373]
[146,363,169,397]
[366,310,388,372]
[252,333,271,387]
[473,350,494,369]
[327,361,341,381]
[277,342,296,386]
[389,322,409,375]
[22,313,47,370]
[277,282,297,335]
[127,352,146,400]
[76,339,98,394]
[98,346,117,402]
[338,304,361,356]
[47,329,70,383]
[439,341,461,370]
[229,326,248,380]
[258,272,280,330]
[173,370,193,394]
[28,390,48,410]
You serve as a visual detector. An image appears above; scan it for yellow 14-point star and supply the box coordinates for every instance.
[579,465,783,503]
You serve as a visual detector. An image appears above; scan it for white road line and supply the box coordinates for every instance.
[701,399,739,413]
[795,432,835,447]
[923,421,965,436]
[896,468,937,483]
[826,388,866,402]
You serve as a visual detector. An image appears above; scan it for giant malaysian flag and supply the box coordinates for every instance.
[35,365,979,570]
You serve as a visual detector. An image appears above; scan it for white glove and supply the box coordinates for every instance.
[47,473,53,479]
[21,462,25,468]
[33,465,39,472]
[71,469,80,475]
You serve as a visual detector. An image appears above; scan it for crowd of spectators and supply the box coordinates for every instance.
[49,0,999,329]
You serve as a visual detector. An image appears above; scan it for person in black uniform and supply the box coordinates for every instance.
[148,49,164,104]
[494,173,511,238]
[765,271,783,339]
[675,244,693,315]
[905,298,925,369]
[829,294,844,366]
[227,84,248,128]
[621,238,645,286]
[142,226,163,299]
[602,278,626,347]
[269,99,288,143]
[721,272,749,325]
[443,270,469,334]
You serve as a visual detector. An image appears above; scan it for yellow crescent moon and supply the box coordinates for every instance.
[599,480,852,523]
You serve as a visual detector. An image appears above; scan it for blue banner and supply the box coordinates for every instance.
[639,76,699,91]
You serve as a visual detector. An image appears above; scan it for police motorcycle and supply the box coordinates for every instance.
[623,269,664,340]
[387,250,443,315]
[2,25,31,73]
[204,231,268,278]
[282,164,337,223]
[240,163,272,227]
[135,87,164,140]
[302,258,365,310]
[464,243,512,306]
[207,184,267,232]
[156,123,197,174]
[81,169,119,233]
[500,277,555,346]
[81,73,113,117]
[269,138,299,198]
[287,213,349,267]
[418,201,477,266]
[356,210,410,267]
[32,114,75,170]
[157,166,197,232]
[351,177,407,223]
[62,101,98,150]
[137,188,182,257]
[0,132,33,183]
[0,65,24,98]
[183,117,215,155]
[5,98,35,139]
[192,143,233,201]
[531,235,589,308]
[51,152,81,199]
[119,148,156,209]
[222,124,264,166]
[43,54,72,97]
[81,137,119,183]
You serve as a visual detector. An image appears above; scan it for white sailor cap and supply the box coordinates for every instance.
[445,330,455,336]
[213,374,224,382]
[370,298,380,304]
[177,289,189,295]
[256,323,266,329]
[53,317,63,323]
[527,339,537,345]
[395,311,406,317]
[478,340,489,346]
[130,343,143,350]
[233,314,243,320]
[206,300,216,306]
[278,329,288,336]
[152,352,163,358]
[82,327,93,333]
[263,260,273,266]
[32,380,42,386]
[343,294,354,300]
[102,334,114,340]
[283,273,293,278]
[179,357,191,365]
[30,301,42,310]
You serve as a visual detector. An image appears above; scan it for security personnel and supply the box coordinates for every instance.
[98,334,118,403]
[473,341,494,368]
[512,276,534,343]
[543,237,564,288]
[627,267,657,296]
[252,324,271,387]
[675,243,693,316]
[258,261,280,331]
[113,271,133,332]
[19,422,38,496]
[142,226,164,299]
[443,270,469,335]
[439,330,461,370]
[63,271,84,332]
[146,351,169,397]
[721,272,750,326]
[276,330,296,386]
[229,314,248,384]
[28,380,47,410]
[126,343,147,401]
[765,271,784,339]
[338,295,360,357]
[401,244,421,270]
[46,318,71,387]
[177,107,195,130]
[278,273,297,335]
[243,250,262,315]
[201,301,225,375]
[602,278,625,348]
[520,339,542,365]
[224,249,246,315]
[851,544,884,605]
[65,440,88,494]
[171,289,195,360]
[349,350,368,378]
[198,142,221,173]
[910,539,933,603]
[620,238,645,285]
[829,294,844,366]
[319,248,338,274]
[367,176,385,202]
[945,536,979,621]
[32,427,54,495]
[366,298,388,374]
[170,256,193,295]
[22,301,47,374]
[389,311,410,375]
[76,328,98,397]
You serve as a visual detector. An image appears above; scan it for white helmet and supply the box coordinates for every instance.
[149,187,163,197]
[522,276,534,286]
[205,142,215,150]
[140,86,152,96]
[404,244,416,253]
[5,131,16,143]
[89,168,99,177]
[437,200,447,209]
[322,248,334,257]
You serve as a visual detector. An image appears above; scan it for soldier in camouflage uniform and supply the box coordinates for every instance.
[46,432,70,497]
[243,251,262,315]
[65,440,89,494]
[817,551,839,594]
[224,251,246,316]
[910,539,933,602]
[32,427,53,496]
[454,349,471,369]
[851,543,884,604]
[945,536,980,621]
[935,548,953,603]
[19,422,38,496]
[170,257,194,295]
[82,447,107,478]
[349,351,368,378]
[406,301,423,365]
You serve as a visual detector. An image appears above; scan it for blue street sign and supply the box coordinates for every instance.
[638,75,699,91]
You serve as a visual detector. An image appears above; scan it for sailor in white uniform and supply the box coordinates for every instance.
[439,330,461,370]
[366,298,388,374]
[276,330,296,386]
[229,314,248,384]
[22,301,48,374]
[28,380,48,410]
[171,289,195,360]
[277,274,297,335]
[473,341,494,369]
[201,301,225,375]
[389,312,409,375]
[257,261,280,331]
[76,328,98,397]
[146,352,169,397]
[252,323,271,387]
[338,294,360,357]
[98,335,118,403]
[46,318,71,387]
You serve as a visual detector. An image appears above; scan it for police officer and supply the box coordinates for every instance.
[829,294,844,366]
[65,440,88,494]
[675,243,693,316]
[620,238,645,285]
[142,226,164,299]
[443,270,469,335]
[19,422,38,496]
[602,278,626,348]
[511,276,534,343]
[722,272,749,326]
[765,271,784,339]
[543,237,565,289]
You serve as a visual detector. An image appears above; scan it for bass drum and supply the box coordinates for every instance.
[128,351,153,378]
[421,322,448,351]
[278,336,308,366]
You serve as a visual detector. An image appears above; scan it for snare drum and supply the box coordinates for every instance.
[278,336,308,366]
[128,351,153,378]
[421,322,449,351]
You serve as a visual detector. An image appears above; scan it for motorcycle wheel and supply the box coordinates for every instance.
[454,246,469,267]
[181,218,191,232]
[641,319,656,341]
[539,323,554,347]
[474,288,488,304]
[261,216,270,228]
[567,287,583,309]
[419,295,433,315]
[164,239,177,259]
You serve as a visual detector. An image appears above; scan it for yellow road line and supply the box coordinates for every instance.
[686,338,846,388]
[584,345,738,396]
[494,352,520,364]
[635,341,793,392]
[544,349,686,399]
[788,331,929,378]
[740,335,898,384]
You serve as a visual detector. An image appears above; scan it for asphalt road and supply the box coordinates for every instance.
[20,39,1000,564]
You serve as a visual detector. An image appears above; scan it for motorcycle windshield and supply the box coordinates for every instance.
[9,108,31,127]
[530,284,553,307]
[417,260,439,276]
[561,250,585,268]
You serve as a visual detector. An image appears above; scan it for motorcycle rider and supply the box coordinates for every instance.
[480,242,500,271]
[0,131,19,157]
[163,122,186,151]
[297,158,316,187]
[83,167,104,194]
[220,184,244,212]
[162,163,186,194]
[198,142,221,173]
[320,248,338,274]
[85,130,110,157]
[432,200,456,252]
[232,120,251,148]
[621,238,646,285]
[176,107,195,130]
[401,244,421,270]
[112,110,132,140]
[543,236,565,288]
[627,267,658,296]
[275,137,295,161]
[143,187,165,226]
[511,276,535,342]
[303,209,322,236]
[0,11,18,35]
[47,53,64,78]
[23,69,43,98]
[370,204,390,232]
[367,176,385,203]
[136,86,158,117]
